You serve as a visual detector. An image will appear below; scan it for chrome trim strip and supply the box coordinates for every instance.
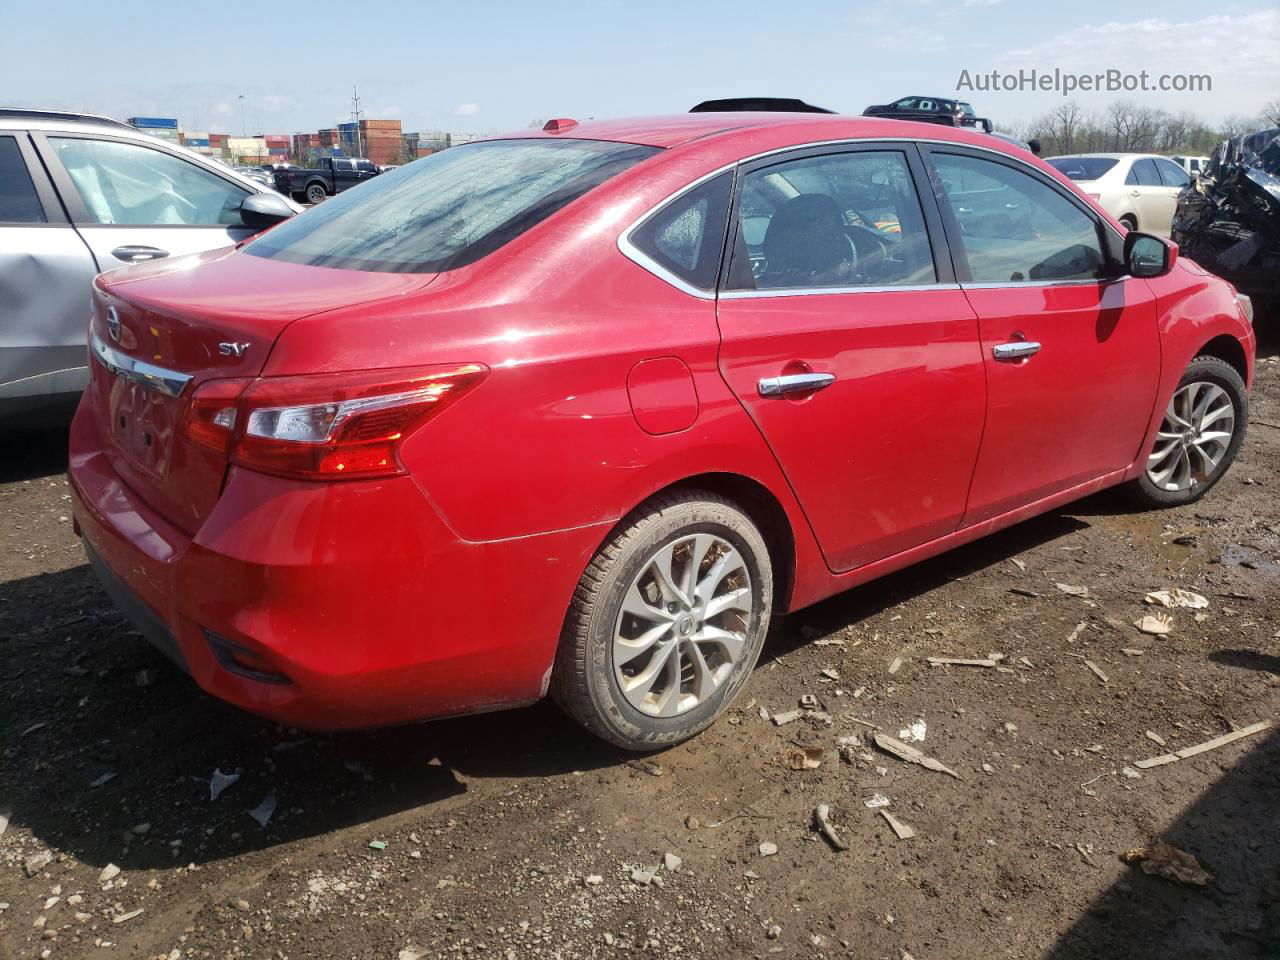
[721,282,961,300]
[960,277,1126,290]
[616,162,737,301]
[90,330,193,398]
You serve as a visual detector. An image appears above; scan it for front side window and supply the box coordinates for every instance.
[1125,158,1161,186]
[1155,158,1190,187]
[49,137,249,226]
[726,150,936,291]
[933,153,1105,283]
[628,172,732,291]
[0,136,45,223]
[247,138,659,273]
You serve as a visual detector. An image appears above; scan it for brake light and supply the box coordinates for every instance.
[180,365,486,480]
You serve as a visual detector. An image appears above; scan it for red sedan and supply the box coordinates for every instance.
[70,113,1255,750]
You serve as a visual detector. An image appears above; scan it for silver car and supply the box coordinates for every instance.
[0,109,300,423]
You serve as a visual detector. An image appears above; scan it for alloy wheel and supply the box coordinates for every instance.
[1146,381,1235,492]
[612,533,753,718]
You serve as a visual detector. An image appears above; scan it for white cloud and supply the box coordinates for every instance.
[455,103,481,117]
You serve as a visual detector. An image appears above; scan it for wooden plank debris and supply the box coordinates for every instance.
[872,732,963,780]
[1134,721,1270,769]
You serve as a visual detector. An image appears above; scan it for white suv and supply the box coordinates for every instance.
[0,109,299,424]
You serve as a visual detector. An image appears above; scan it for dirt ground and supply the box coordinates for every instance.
[3,336,1279,960]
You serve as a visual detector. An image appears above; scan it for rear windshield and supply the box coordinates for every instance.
[246,138,660,273]
[1045,157,1119,181]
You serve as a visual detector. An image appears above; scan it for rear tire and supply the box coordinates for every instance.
[1119,214,1138,232]
[305,183,327,205]
[1124,355,1247,508]
[552,490,773,751]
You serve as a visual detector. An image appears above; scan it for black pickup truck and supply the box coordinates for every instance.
[274,157,380,204]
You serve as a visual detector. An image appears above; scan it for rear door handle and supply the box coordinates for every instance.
[992,341,1042,360]
[111,245,169,263]
[758,372,836,397]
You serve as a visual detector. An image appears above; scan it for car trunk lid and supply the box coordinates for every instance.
[87,247,434,534]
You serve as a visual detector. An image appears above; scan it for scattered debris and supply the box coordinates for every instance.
[813,804,848,851]
[0,810,8,838]
[1075,843,1099,867]
[368,840,388,851]
[1065,622,1087,644]
[771,709,802,726]
[685,816,700,830]
[663,852,682,872]
[24,850,53,877]
[1123,840,1214,887]
[873,733,963,780]
[210,768,240,801]
[21,722,46,737]
[819,668,840,681]
[626,759,663,777]
[629,866,656,885]
[1145,588,1209,609]
[758,842,778,857]
[1134,721,1270,769]
[1056,582,1090,598]
[888,657,904,675]
[248,795,277,828]
[897,719,927,743]
[99,863,121,884]
[1009,587,1040,598]
[1134,613,1173,635]
[1121,648,1146,656]
[113,908,144,924]
[1011,558,1027,571]
[1083,660,1109,684]
[841,714,882,730]
[776,747,824,771]
[584,874,604,885]
[1145,730,1167,747]
[799,694,820,710]
[836,735,862,763]
[400,948,428,960]
[926,654,1004,668]
[863,794,891,809]
[880,810,916,840]
[89,771,117,788]
[1122,766,1143,780]
[767,924,782,940]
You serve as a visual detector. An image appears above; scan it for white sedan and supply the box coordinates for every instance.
[1045,153,1191,236]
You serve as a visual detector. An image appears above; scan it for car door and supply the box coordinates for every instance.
[715,144,986,572]
[0,132,99,406]
[1124,158,1166,233]
[32,133,256,271]
[1151,157,1191,235]
[923,147,1160,525]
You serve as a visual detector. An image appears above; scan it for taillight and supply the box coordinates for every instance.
[184,378,250,455]
[180,365,485,480]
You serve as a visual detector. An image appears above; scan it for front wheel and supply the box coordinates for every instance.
[305,183,327,205]
[1124,355,1247,508]
[552,491,773,751]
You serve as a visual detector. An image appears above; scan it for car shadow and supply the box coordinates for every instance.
[0,424,70,483]
[1043,726,1280,959]
[0,503,1094,871]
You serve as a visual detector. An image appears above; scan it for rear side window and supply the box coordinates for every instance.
[0,136,45,223]
[933,153,1105,283]
[248,138,660,273]
[627,172,732,291]
[1045,157,1119,181]
[726,150,937,291]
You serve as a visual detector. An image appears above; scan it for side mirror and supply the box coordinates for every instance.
[1124,232,1177,278]
[240,191,296,231]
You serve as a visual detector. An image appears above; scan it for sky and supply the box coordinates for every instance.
[4,0,1276,137]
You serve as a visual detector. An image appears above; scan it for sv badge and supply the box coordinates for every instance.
[218,342,250,357]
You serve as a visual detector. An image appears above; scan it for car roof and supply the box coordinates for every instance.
[497,112,1015,151]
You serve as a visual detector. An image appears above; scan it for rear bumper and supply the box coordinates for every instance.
[69,398,605,730]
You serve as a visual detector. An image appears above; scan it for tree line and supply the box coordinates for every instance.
[1002,99,1280,158]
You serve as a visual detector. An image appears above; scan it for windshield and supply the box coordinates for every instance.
[1046,157,1120,181]
[246,138,660,273]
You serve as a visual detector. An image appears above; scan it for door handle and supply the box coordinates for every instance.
[111,245,169,264]
[758,372,836,397]
[1129,190,1141,198]
[992,341,1042,360]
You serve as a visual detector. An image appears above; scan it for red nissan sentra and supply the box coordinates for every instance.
[69,113,1255,749]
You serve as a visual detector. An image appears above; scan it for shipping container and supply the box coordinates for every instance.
[127,117,178,129]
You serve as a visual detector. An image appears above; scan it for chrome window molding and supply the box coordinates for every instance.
[616,162,736,301]
[721,282,961,300]
[960,276,1128,290]
[90,330,192,398]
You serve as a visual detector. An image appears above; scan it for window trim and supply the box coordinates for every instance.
[30,130,254,229]
[617,163,737,301]
[918,143,1123,285]
[719,140,955,296]
[0,132,69,226]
